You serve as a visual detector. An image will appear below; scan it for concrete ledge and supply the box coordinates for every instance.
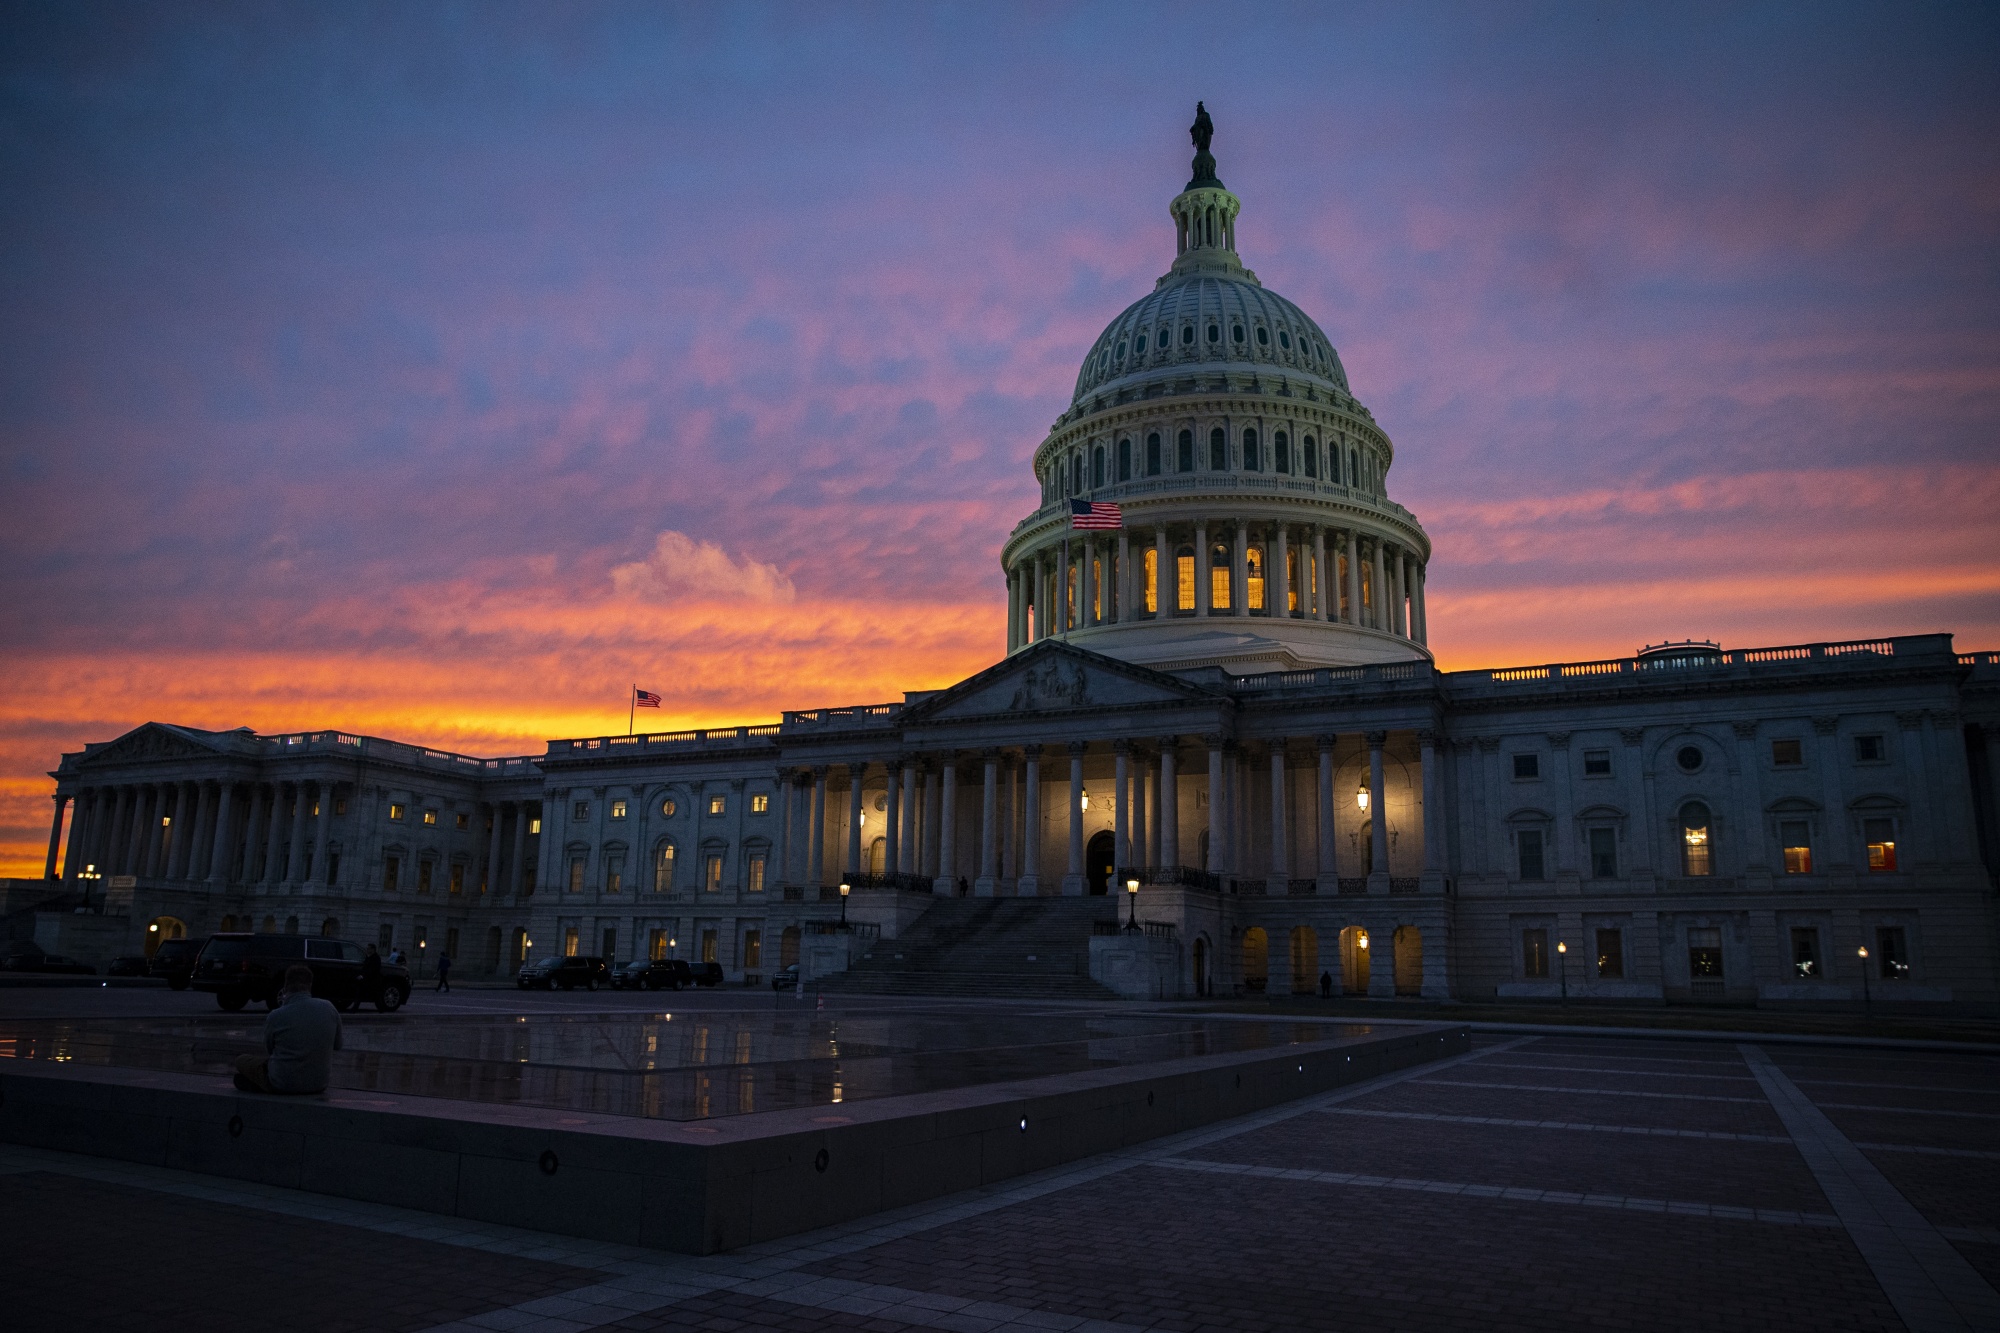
[0,1021,1467,1253]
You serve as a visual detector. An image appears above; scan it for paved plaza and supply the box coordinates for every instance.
[3,985,1997,1332]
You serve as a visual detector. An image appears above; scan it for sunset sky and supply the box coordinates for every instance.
[4,2,1997,876]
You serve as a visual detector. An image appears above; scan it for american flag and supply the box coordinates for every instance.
[634,688,662,709]
[1070,499,1122,530]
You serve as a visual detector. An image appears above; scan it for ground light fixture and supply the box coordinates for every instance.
[838,881,850,929]
[1125,877,1140,931]
[1859,944,1871,1007]
[1557,940,1569,1004]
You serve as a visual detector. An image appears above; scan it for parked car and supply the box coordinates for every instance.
[516,955,609,991]
[149,936,202,990]
[192,933,411,1012]
[107,955,151,977]
[692,961,725,987]
[7,952,97,975]
[770,964,800,991]
[611,958,692,991]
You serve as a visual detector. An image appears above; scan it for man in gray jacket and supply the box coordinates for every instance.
[234,963,342,1094]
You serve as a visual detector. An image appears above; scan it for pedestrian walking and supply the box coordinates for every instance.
[434,952,452,993]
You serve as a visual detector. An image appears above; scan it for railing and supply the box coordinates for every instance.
[546,724,784,756]
[1389,877,1421,894]
[1336,877,1369,895]
[255,730,540,775]
[1447,634,1951,691]
[840,871,935,893]
[1286,878,1317,895]
[1231,660,1431,692]
[781,703,905,730]
[1092,920,1179,940]
[1129,865,1225,892]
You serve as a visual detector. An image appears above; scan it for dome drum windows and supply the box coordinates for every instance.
[1274,431,1291,475]
[1303,435,1318,479]
[1278,330,1292,351]
[1242,428,1261,472]
[1117,437,1132,482]
[1182,324,1196,346]
[1231,324,1245,345]
[1178,429,1195,472]
[1092,445,1106,490]
[1207,323,1221,345]
[1208,427,1227,470]
[1255,326,1269,347]
[1147,431,1162,476]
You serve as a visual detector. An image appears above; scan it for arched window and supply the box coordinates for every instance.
[1680,803,1713,877]
[654,842,675,892]
[1181,324,1195,346]
[1210,542,1233,609]
[1256,326,1269,347]
[1178,429,1195,471]
[1209,427,1227,470]
[1246,546,1265,610]
[1243,429,1261,472]
[1071,452,1083,494]
[1279,329,1292,350]
[1134,332,1147,355]
[1146,431,1162,475]
[1349,449,1359,486]
[1303,436,1318,478]
[1175,544,1196,611]
[1092,444,1105,489]
[1118,437,1131,482]
[1275,431,1291,474]
[1207,322,1220,345]
[1330,445,1342,484]
[1232,324,1245,345]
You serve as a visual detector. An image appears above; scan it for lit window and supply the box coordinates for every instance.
[701,928,718,963]
[661,798,677,817]
[648,928,669,960]
[1780,821,1812,874]
[1588,827,1617,879]
[528,817,541,834]
[1596,929,1624,979]
[709,795,725,816]
[568,857,585,892]
[1771,739,1803,766]
[1583,750,1611,776]
[705,855,724,891]
[1144,547,1159,613]
[1246,546,1265,610]
[1513,754,1539,780]
[389,804,405,821]
[1176,547,1195,611]
[1864,818,1897,872]
[1517,829,1545,881]
[748,854,766,893]
[563,927,578,957]
[1854,735,1885,762]
[1680,803,1713,876]
[1688,926,1723,978]
[455,812,468,831]
[751,794,770,814]
[1522,928,1549,978]
[611,799,628,819]
[423,810,438,826]
[743,929,762,968]
[573,800,590,822]
[1875,925,1909,979]
[1791,927,1820,979]
[654,843,675,891]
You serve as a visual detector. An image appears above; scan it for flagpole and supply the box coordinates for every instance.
[628,686,635,738]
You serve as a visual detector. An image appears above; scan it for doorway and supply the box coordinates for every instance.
[1393,925,1422,996]
[1241,927,1269,993]
[1086,830,1115,894]
[1339,925,1370,994]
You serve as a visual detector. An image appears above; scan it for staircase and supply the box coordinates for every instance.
[815,897,1123,999]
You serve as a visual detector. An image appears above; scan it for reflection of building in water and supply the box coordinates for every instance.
[27,111,2000,1010]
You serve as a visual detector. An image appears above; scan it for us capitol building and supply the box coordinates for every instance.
[28,112,2000,1008]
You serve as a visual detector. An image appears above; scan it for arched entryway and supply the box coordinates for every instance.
[1241,927,1268,993]
[1339,925,1370,994]
[1086,830,1115,894]
[1393,925,1422,996]
[1289,926,1319,994]
[1192,935,1210,997]
[143,916,186,958]
[869,837,886,874]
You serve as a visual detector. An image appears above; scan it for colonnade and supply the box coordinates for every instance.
[768,730,1442,895]
[1006,520,1427,652]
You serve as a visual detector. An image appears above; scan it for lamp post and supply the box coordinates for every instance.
[78,863,100,913]
[1557,939,1568,1005]
[838,881,850,930]
[1125,877,1140,932]
[1858,945,1871,1009]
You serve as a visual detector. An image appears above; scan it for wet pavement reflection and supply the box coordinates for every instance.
[0,1006,1374,1120]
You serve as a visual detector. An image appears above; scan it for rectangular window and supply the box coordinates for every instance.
[1211,560,1231,610]
[1771,738,1803,766]
[1780,821,1813,874]
[1588,827,1617,879]
[529,817,541,834]
[1790,926,1821,979]
[1854,734,1885,762]
[1595,928,1624,979]
[383,856,400,892]
[389,803,405,821]
[417,860,433,893]
[648,928,669,960]
[709,795,726,816]
[1687,926,1724,978]
[455,812,469,830]
[1864,818,1897,872]
[422,810,438,826]
[654,845,675,892]
[1177,553,1194,611]
[563,927,578,957]
[700,928,718,964]
[605,854,623,894]
[751,793,769,814]
[573,801,590,822]
[748,854,766,893]
[1517,829,1545,881]
[1144,548,1158,613]
[1583,750,1611,777]
[449,863,464,895]
[378,923,394,950]
[1522,928,1549,979]
[611,799,628,820]
[568,857,585,892]
[1513,753,1539,780]
[602,927,617,961]
[1875,926,1909,980]
[743,929,762,969]
[334,799,347,816]
[706,854,723,891]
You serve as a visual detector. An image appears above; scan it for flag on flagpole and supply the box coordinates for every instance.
[634,688,662,708]
[1069,499,1122,529]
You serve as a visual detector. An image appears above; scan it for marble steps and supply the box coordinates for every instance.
[817,897,1122,998]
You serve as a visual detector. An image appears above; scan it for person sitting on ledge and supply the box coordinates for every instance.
[234,963,341,1095]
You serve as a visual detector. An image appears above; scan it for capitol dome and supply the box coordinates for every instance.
[1000,106,1432,675]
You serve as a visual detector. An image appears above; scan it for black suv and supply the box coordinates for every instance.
[149,937,201,990]
[516,955,609,991]
[192,934,412,1012]
[611,958,693,991]
[692,961,725,987]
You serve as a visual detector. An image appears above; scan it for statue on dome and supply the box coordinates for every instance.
[1187,101,1221,189]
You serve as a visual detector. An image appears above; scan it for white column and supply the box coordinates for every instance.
[285,783,308,887]
[1413,562,1429,644]
[1206,740,1226,875]
[486,796,505,894]
[845,763,865,877]
[1021,746,1043,894]
[1420,731,1444,891]
[1007,570,1021,651]
[1131,748,1148,871]
[921,764,939,876]
[1273,525,1290,619]
[1114,742,1131,879]
[936,756,957,893]
[809,767,827,886]
[1232,521,1249,616]
[1368,732,1389,889]
[883,761,901,878]
[1079,537,1095,628]
[1313,526,1329,621]
[899,759,919,874]
[1194,521,1211,617]
[1159,739,1180,869]
[1153,527,1168,617]
[42,795,67,880]
[1065,741,1086,894]
[262,784,285,886]
[977,748,999,893]
[1372,540,1388,632]
[1317,736,1337,883]
[1346,529,1361,626]
[509,800,528,894]
[1269,743,1289,885]
[310,781,334,888]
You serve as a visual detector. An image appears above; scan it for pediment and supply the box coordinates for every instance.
[903,642,1222,724]
[81,723,227,767]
